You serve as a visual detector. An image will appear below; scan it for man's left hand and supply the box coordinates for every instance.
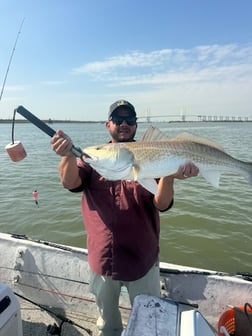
[173,162,199,180]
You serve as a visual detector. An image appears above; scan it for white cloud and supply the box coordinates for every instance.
[72,49,174,74]
[72,43,252,87]
[4,85,28,92]
[40,80,67,86]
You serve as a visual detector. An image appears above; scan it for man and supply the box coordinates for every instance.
[51,100,199,336]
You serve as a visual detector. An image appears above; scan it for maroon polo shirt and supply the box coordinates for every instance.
[71,160,172,281]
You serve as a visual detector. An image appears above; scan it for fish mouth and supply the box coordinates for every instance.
[84,155,99,165]
[82,152,92,160]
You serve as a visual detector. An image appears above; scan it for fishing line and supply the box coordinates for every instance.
[1,275,130,311]
[0,275,132,314]
[11,108,17,144]
[0,265,89,285]
[5,108,27,161]
[0,18,25,103]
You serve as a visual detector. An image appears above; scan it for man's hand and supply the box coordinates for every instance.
[51,130,73,157]
[173,162,199,180]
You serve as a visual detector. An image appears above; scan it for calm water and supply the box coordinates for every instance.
[0,121,251,273]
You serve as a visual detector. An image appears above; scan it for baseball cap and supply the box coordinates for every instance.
[108,100,136,119]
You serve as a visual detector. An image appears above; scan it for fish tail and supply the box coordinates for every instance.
[245,162,252,186]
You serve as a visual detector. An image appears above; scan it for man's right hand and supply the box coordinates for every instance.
[51,130,74,157]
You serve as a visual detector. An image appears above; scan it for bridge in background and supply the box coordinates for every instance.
[138,114,252,122]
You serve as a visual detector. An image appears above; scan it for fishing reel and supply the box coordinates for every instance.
[46,322,62,335]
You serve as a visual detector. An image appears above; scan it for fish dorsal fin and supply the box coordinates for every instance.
[140,126,170,142]
[171,132,225,151]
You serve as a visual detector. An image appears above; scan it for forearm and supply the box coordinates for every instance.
[58,155,82,190]
[153,176,174,211]
[51,129,82,189]
[153,162,199,211]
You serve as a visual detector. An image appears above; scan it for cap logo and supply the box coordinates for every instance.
[117,100,126,106]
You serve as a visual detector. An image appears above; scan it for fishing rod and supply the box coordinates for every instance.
[5,105,84,161]
[14,292,93,335]
[0,18,25,103]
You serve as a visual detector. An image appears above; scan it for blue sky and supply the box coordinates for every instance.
[0,0,252,121]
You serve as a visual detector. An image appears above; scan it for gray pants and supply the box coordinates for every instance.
[89,262,160,336]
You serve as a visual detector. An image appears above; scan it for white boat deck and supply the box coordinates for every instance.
[20,298,99,336]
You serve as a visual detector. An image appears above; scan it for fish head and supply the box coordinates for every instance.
[83,143,134,180]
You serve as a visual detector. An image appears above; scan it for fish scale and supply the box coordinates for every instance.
[122,141,243,168]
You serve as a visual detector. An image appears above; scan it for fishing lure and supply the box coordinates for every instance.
[32,190,39,207]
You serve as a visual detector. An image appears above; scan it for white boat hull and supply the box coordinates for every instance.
[0,232,251,332]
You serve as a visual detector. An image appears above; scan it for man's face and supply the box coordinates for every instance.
[106,108,137,142]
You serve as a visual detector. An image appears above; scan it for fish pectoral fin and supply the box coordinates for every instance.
[137,178,158,194]
[132,165,139,181]
[200,170,221,188]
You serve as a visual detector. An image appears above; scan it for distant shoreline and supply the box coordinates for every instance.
[0,119,251,124]
[0,119,105,124]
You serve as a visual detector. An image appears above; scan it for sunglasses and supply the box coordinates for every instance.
[110,115,137,126]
